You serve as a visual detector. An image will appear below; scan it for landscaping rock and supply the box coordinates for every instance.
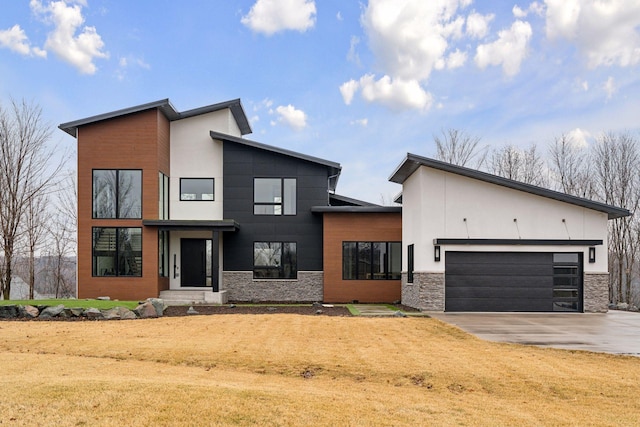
[102,306,137,320]
[97,296,111,301]
[39,304,65,319]
[19,305,39,318]
[69,307,85,317]
[630,306,639,312]
[84,307,104,320]
[315,309,323,315]
[0,305,19,318]
[147,298,164,317]
[134,301,158,318]
[187,306,199,315]
[394,310,407,317]
[617,303,629,310]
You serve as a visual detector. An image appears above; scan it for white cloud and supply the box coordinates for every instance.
[30,0,108,74]
[603,76,616,100]
[339,79,359,105]
[446,48,467,69]
[466,12,494,39]
[545,0,640,68]
[566,127,591,148]
[0,24,46,58]
[358,74,432,111]
[361,0,472,82]
[513,2,544,18]
[241,0,316,35]
[337,11,343,21]
[347,35,360,65]
[474,20,532,76]
[350,118,368,127]
[274,104,307,130]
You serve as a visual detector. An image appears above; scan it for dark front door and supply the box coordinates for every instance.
[181,239,207,287]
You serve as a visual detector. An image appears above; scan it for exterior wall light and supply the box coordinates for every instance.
[434,245,441,262]
[589,247,596,263]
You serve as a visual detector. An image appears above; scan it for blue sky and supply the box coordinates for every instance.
[1,0,639,203]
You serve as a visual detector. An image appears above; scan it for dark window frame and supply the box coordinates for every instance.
[92,169,142,219]
[179,177,215,201]
[253,177,297,216]
[342,241,402,280]
[159,172,169,219]
[253,241,297,279]
[92,227,143,277]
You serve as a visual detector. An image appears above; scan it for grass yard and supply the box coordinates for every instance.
[0,299,140,310]
[0,315,639,426]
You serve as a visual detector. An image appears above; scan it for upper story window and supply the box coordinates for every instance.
[93,170,142,219]
[254,178,296,215]
[180,178,214,201]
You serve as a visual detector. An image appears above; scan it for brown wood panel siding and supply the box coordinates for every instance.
[77,109,162,300]
[322,212,402,303]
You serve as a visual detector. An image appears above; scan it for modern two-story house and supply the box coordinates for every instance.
[59,99,402,304]
[60,98,628,312]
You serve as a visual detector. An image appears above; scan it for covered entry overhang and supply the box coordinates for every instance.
[142,219,239,293]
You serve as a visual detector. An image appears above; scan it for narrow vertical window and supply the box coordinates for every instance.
[407,244,414,283]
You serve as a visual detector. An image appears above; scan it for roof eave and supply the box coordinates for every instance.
[389,152,631,220]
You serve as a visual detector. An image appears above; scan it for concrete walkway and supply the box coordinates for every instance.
[351,304,406,317]
[428,310,640,356]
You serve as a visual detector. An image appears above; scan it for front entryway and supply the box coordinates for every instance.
[180,239,210,287]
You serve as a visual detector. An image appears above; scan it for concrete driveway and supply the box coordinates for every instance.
[428,310,640,356]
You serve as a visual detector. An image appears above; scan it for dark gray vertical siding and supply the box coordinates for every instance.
[222,142,327,271]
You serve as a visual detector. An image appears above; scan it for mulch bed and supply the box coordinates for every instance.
[163,304,353,317]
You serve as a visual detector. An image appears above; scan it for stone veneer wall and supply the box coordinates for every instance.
[223,271,323,302]
[401,272,445,311]
[583,272,609,313]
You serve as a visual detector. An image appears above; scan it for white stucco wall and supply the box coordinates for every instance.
[402,166,609,274]
[170,109,240,220]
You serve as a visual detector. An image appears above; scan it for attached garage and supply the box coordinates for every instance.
[445,252,583,312]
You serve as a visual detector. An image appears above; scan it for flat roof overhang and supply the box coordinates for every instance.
[142,219,239,231]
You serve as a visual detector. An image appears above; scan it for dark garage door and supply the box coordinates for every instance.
[445,252,582,312]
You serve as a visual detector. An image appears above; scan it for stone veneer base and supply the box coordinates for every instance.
[223,271,323,302]
[401,272,445,311]
[583,272,609,313]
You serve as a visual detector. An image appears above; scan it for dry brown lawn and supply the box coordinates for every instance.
[0,315,639,426]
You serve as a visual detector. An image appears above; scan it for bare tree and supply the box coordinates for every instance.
[433,128,486,168]
[592,131,640,304]
[488,143,547,186]
[548,134,594,198]
[0,99,64,300]
[23,191,49,299]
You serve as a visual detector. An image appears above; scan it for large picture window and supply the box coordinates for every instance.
[93,228,142,277]
[254,178,296,215]
[342,241,401,280]
[253,242,297,279]
[180,178,214,201]
[93,170,142,219]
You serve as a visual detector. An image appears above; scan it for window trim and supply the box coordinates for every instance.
[253,241,298,279]
[92,169,143,219]
[253,177,297,216]
[179,177,215,201]
[92,227,143,278]
[342,241,402,281]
